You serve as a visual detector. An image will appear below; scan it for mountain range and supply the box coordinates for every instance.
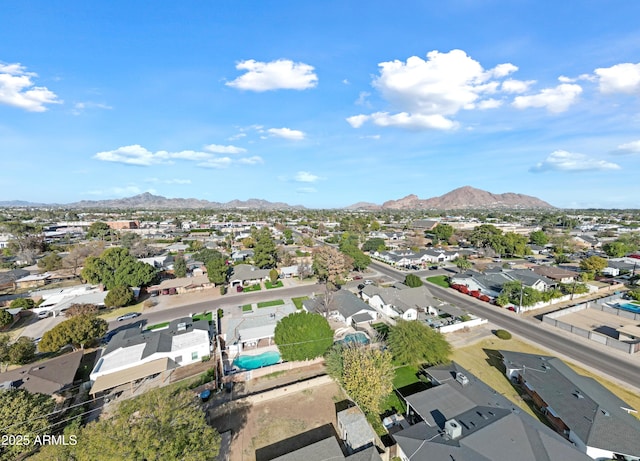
[0,187,554,210]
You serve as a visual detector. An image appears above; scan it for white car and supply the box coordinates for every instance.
[37,310,51,319]
[364,279,374,285]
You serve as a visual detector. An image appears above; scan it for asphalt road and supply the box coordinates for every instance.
[369,261,640,388]
[109,283,321,331]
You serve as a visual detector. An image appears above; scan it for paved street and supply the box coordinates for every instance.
[369,260,640,390]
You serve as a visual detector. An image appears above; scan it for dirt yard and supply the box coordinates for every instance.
[209,381,345,461]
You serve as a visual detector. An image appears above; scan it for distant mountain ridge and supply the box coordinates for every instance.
[0,193,305,210]
[351,186,554,210]
[0,187,554,210]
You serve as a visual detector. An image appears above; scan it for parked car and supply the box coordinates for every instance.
[37,310,51,319]
[364,279,374,285]
[117,312,141,322]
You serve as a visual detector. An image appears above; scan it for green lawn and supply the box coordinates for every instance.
[241,304,253,312]
[426,275,450,288]
[257,299,285,308]
[393,365,420,388]
[146,321,170,331]
[243,283,262,292]
[292,296,308,309]
[265,280,283,289]
[192,312,213,322]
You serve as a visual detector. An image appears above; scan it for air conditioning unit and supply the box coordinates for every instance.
[444,419,462,439]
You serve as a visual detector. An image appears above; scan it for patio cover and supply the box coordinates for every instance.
[90,357,176,395]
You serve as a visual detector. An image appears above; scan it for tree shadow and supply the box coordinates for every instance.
[207,398,252,445]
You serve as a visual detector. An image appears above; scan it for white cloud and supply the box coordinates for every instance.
[512,83,582,113]
[294,171,321,183]
[349,49,518,131]
[594,62,640,94]
[94,145,165,166]
[477,98,503,109]
[267,127,306,140]
[226,59,318,91]
[198,157,233,169]
[0,62,61,112]
[531,150,621,173]
[238,156,264,165]
[72,101,112,115]
[501,79,536,93]
[613,140,640,155]
[94,144,261,168]
[296,187,317,194]
[204,144,247,154]
[355,91,371,106]
[352,112,458,130]
[228,133,247,141]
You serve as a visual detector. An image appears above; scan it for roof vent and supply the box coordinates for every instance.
[601,409,610,416]
[456,372,469,386]
[444,419,462,439]
[573,391,584,399]
[177,322,187,331]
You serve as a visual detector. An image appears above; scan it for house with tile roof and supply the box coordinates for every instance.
[393,362,593,461]
[500,350,640,460]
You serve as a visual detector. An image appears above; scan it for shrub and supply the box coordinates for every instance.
[495,329,512,340]
[10,298,35,310]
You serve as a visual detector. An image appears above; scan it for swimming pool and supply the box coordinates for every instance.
[340,332,370,345]
[617,303,640,314]
[233,351,281,370]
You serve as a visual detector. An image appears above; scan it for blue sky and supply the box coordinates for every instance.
[1,1,640,209]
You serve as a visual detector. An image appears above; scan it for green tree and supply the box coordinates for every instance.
[387,319,451,367]
[340,242,371,271]
[173,253,187,278]
[0,390,56,461]
[340,346,394,414]
[0,334,10,371]
[362,238,385,253]
[44,386,221,461]
[274,312,333,362]
[253,228,278,269]
[269,268,279,283]
[404,274,423,288]
[432,224,454,243]
[39,314,108,351]
[81,247,157,289]
[502,232,529,256]
[204,254,229,285]
[603,241,632,258]
[8,336,36,365]
[454,257,472,273]
[104,285,134,308]
[529,230,549,245]
[555,253,570,264]
[86,221,113,240]
[580,255,608,274]
[9,298,35,310]
[283,229,294,245]
[37,252,62,271]
[0,310,13,328]
[496,281,541,307]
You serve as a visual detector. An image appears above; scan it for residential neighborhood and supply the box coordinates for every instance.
[0,205,639,461]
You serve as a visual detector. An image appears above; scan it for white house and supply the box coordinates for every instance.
[361,285,438,320]
[89,317,212,395]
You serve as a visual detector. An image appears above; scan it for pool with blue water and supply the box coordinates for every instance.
[233,351,281,370]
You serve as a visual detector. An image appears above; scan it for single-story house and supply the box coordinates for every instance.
[393,362,593,461]
[0,350,83,398]
[147,274,214,295]
[231,249,254,262]
[229,264,271,287]
[303,290,377,326]
[361,285,438,320]
[15,273,51,289]
[531,265,579,284]
[501,351,640,460]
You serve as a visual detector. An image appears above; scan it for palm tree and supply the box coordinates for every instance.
[454,257,472,273]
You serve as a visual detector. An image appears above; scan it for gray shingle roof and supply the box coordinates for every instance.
[500,351,640,457]
[393,362,593,461]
